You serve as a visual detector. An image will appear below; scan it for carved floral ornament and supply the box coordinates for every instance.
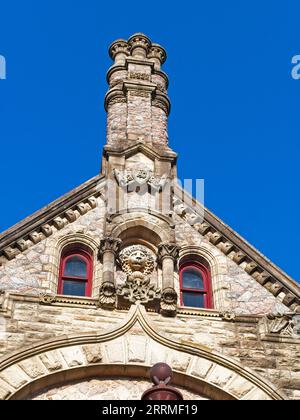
[265,312,300,338]
[114,168,169,192]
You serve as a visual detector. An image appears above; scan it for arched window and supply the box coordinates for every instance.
[179,262,213,309]
[58,249,93,297]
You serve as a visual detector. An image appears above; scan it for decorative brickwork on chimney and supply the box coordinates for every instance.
[105,33,170,150]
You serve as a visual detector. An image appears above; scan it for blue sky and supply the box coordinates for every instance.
[0,1,299,281]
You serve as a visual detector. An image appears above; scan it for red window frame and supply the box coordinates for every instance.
[58,249,93,297]
[179,262,213,309]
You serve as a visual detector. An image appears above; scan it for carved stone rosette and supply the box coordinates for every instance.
[160,287,178,317]
[39,293,57,305]
[98,282,116,309]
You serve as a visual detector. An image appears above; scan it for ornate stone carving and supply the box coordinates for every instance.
[148,44,167,65]
[98,282,116,308]
[114,169,168,192]
[129,90,150,98]
[129,72,151,81]
[157,242,180,263]
[152,99,168,114]
[109,39,130,61]
[128,33,151,56]
[117,273,161,305]
[108,97,127,106]
[160,287,177,317]
[265,313,300,338]
[119,245,155,276]
[99,237,122,258]
[117,245,160,309]
[39,293,57,305]
[220,311,236,322]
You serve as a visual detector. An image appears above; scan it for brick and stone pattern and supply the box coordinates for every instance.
[105,34,170,149]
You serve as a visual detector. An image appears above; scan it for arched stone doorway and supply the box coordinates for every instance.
[0,305,286,401]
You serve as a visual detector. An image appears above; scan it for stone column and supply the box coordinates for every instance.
[98,237,122,308]
[157,243,180,317]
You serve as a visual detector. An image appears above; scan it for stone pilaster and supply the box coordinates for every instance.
[157,242,180,317]
[98,237,122,308]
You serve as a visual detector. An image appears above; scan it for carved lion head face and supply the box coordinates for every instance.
[119,245,155,275]
[128,249,148,272]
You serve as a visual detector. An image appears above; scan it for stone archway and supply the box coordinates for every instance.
[0,305,286,401]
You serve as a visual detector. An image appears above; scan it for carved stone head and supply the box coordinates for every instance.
[119,245,155,275]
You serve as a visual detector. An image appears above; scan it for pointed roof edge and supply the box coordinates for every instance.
[0,174,105,254]
[0,173,298,310]
[174,184,300,308]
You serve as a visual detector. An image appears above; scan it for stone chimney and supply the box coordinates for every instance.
[105,33,171,150]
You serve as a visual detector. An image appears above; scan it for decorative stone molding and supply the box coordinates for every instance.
[264,312,300,338]
[109,39,130,62]
[98,282,116,309]
[0,194,100,264]
[173,192,300,311]
[152,94,171,116]
[148,44,167,66]
[157,242,180,265]
[39,293,57,305]
[220,311,237,322]
[0,305,287,401]
[128,33,151,58]
[160,287,178,317]
[128,72,151,81]
[114,168,168,193]
[117,273,161,308]
[99,237,122,258]
[129,90,150,98]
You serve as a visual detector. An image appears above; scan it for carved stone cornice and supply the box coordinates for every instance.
[98,282,116,309]
[157,242,180,264]
[104,87,127,111]
[173,187,300,312]
[99,237,122,257]
[0,183,101,265]
[160,287,177,317]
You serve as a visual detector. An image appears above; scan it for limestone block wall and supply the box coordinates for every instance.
[0,298,298,400]
[28,377,205,400]
[0,196,290,314]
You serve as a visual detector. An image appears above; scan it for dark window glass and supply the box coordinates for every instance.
[62,280,86,297]
[182,268,204,289]
[182,292,205,308]
[64,256,87,278]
